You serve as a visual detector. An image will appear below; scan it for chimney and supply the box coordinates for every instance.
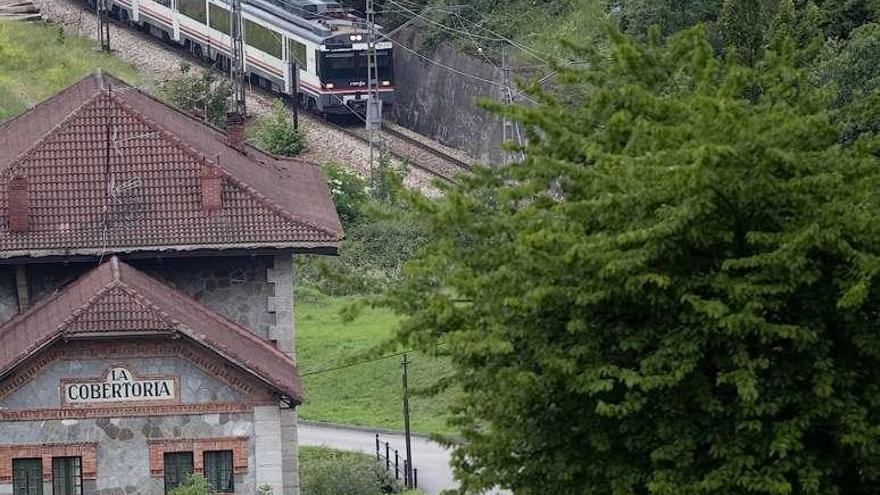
[226,112,245,152]
[7,175,29,233]
[201,166,224,212]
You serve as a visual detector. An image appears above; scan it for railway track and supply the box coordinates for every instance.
[326,119,472,183]
[48,0,473,185]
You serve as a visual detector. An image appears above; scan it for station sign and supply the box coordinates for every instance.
[61,365,178,406]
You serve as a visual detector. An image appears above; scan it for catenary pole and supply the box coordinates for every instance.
[229,0,246,118]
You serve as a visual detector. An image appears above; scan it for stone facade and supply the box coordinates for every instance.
[0,339,285,495]
[0,267,17,323]
[0,414,257,495]
[0,254,301,495]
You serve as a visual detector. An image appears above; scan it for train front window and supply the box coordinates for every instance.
[319,51,392,84]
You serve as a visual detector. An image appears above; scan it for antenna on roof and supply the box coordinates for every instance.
[229,0,247,118]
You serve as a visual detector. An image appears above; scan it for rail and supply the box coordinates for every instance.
[375,433,418,489]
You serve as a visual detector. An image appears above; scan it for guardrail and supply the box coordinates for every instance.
[375,433,418,489]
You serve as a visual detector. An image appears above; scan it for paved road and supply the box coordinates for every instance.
[298,422,457,494]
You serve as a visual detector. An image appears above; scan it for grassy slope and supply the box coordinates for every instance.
[0,21,145,121]
[296,295,456,436]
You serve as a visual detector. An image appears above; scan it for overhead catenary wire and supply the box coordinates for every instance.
[300,349,413,376]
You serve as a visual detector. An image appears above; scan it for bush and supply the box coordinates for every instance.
[161,64,230,128]
[296,157,429,296]
[167,475,208,495]
[254,100,306,156]
[323,163,369,226]
[299,446,403,495]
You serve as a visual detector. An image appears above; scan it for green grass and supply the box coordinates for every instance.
[296,294,457,436]
[0,21,146,122]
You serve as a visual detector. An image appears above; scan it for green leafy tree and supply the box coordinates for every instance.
[161,64,230,128]
[814,0,880,39]
[617,0,721,37]
[815,22,880,143]
[382,26,880,495]
[718,0,777,66]
[255,100,307,157]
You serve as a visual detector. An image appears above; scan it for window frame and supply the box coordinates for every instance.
[203,450,234,493]
[12,458,43,495]
[163,452,194,494]
[51,457,82,495]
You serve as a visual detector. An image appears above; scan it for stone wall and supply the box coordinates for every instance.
[22,257,275,332]
[0,267,15,324]
[1,356,246,409]
[0,255,301,495]
[0,413,257,495]
[392,29,505,165]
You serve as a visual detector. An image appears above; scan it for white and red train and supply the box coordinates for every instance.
[102,0,394,114]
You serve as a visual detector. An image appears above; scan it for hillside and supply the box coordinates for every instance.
[0,20,144,121]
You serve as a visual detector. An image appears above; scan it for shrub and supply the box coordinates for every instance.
[161,64,230,128]
[255,100,306,156]
[296,158,428,296]
[167,474,209,495]
[323,163,369,227]
[299,446,403,495]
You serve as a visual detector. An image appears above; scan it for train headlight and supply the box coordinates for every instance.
[381,80,391,87]
[349,34,363,42]
[325,83,335,89]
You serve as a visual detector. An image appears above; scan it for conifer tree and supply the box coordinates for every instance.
[384,25,880,495]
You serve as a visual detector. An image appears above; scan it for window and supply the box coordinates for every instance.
[13,459,43,495]
[179,0,206,23]
[245,19,282,59]
[203,451,234,493]
[318,50,392,82]
[52,458,82,495]
[288,39,307,69]
[163,452,194,494]
[208,3,229,34]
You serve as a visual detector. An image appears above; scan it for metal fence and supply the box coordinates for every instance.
[375,434,418,489]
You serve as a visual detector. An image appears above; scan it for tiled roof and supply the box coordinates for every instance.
[0,257,302,401]
[0,72,343,259]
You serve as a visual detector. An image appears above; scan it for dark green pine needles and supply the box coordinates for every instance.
[382,26,880,495]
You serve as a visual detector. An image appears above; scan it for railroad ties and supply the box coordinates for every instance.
[0,0,42,22]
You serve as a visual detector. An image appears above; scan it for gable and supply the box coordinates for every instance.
[0,72,342,260]
[0,94,336,256]
[0,258,302,402]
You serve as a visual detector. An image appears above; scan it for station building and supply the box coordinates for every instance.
[0,72,342,495]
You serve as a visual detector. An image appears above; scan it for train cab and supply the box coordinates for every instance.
[316,34,395,115]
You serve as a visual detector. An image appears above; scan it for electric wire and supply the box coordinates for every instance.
[300,349,413,376]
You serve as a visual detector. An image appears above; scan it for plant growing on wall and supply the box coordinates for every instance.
[254,100,307,157]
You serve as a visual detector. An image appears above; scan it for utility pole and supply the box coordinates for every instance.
[401,354,414,487]
[500,48,514,165]
[229,0,246,118]
[287,60,299,130]
[365,0,382,185]
[97,0,111,52]
[500,48,525,164]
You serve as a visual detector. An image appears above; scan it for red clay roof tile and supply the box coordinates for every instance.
[0,72,342,259]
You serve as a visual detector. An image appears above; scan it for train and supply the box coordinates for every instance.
[99,0,394,115]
